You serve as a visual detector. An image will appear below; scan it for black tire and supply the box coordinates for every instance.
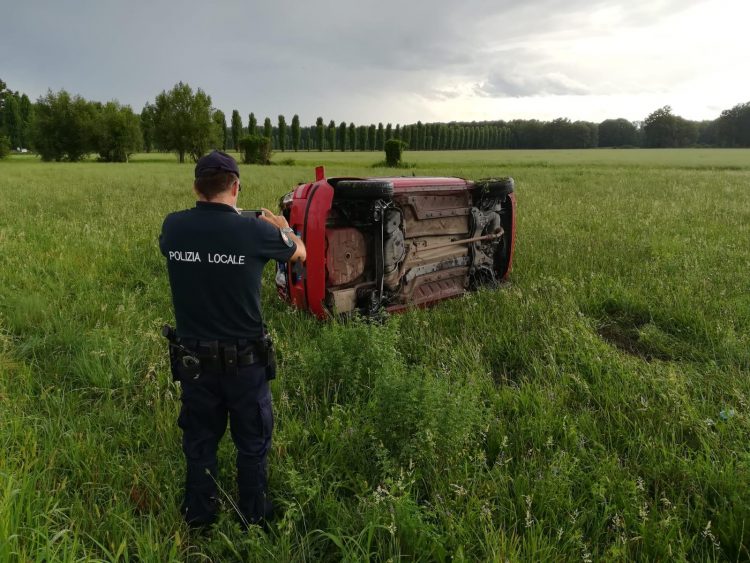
[475,177,514,198]
[334,180,394,200]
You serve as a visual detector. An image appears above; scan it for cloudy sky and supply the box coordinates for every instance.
[1,0,748,125]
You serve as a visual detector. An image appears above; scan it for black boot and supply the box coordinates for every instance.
[237,459,274,529]
[182,463,219,528]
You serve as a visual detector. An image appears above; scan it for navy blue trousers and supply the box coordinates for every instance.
[176,362,273,526]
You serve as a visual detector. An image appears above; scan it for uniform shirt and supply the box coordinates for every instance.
[159,201,296,341]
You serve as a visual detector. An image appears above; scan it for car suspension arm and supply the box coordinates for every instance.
[413,229,504,253]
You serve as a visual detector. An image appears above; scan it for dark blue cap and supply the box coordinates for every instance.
[194,150,240,179]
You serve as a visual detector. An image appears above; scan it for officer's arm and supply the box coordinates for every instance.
[259,208,307,262]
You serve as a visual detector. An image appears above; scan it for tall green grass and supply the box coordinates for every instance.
[0,150,748,560]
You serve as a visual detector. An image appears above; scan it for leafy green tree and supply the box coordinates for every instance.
[18,94,33,148]
[231,110,243,150]
[338,121,347,152]
[348,122,356,151]
[248,112,257,135]
[326,120,336,151]
[212,109,227,151]
[385,123,392,141]
[31,89,98,161]
[140,103,157,152]
[153,82,215,163]
[0,86,31,148]
[643,106,697,148]
[697,120,719,146]
[93,101,142,162]
[263,117,272,139]
[0,78,8,134]
[291,114,300,151]
[716,101,750,147]
[278,115,287,151]
[598,118,637,147]
[643,106,676,147]
[508,119,544,148]
[0,135,9,159]
[3,94,21,148]
[315,117,324,151]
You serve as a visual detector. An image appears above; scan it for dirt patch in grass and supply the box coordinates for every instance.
[595,299,677,362]
[597,322,670,362]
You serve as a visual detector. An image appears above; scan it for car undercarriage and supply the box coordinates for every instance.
[276,168,516,318]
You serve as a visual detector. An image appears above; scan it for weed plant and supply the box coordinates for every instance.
[0,149,748,560]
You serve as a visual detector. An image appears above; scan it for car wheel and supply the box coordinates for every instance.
[334,180,394,200]
[475,177,514,198]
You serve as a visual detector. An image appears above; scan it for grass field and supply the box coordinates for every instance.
[1,149,749,561]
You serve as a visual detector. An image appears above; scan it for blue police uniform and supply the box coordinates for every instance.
[159,152,296,528]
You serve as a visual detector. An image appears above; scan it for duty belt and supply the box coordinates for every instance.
[162,325,273,380]
[179,339,261,375]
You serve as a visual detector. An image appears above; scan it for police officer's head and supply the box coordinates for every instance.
[193,150,241,203]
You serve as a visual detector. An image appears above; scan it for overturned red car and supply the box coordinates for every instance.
[274,167,516,319]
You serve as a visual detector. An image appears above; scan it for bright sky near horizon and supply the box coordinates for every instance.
[1,0,747,125]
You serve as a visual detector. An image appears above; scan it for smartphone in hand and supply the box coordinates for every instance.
[240,209,264,218]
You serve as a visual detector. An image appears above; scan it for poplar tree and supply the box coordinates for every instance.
[348,122,356,151]
[231,110,242,150]
[278,115,287,151]
[263,117,272,139]
[338,121,347,151]
[385,123,392,141]
[376,122,385,150]
[327,120,336,151]
[248,112,257,135]
[291,114,300,151]
[316,117,324,151]
[367,124,376,151]
[416,121,424,150]
[403,125,412,148]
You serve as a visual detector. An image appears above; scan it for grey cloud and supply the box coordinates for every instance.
[0,0,715,123]
[477,71,591,97]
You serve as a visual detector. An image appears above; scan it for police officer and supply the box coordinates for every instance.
[159,150,306,529]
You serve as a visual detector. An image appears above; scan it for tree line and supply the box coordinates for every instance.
[253,106,749,152]
[2,77,750,162]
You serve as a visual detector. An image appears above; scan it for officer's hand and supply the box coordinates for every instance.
[258,208,290,230]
